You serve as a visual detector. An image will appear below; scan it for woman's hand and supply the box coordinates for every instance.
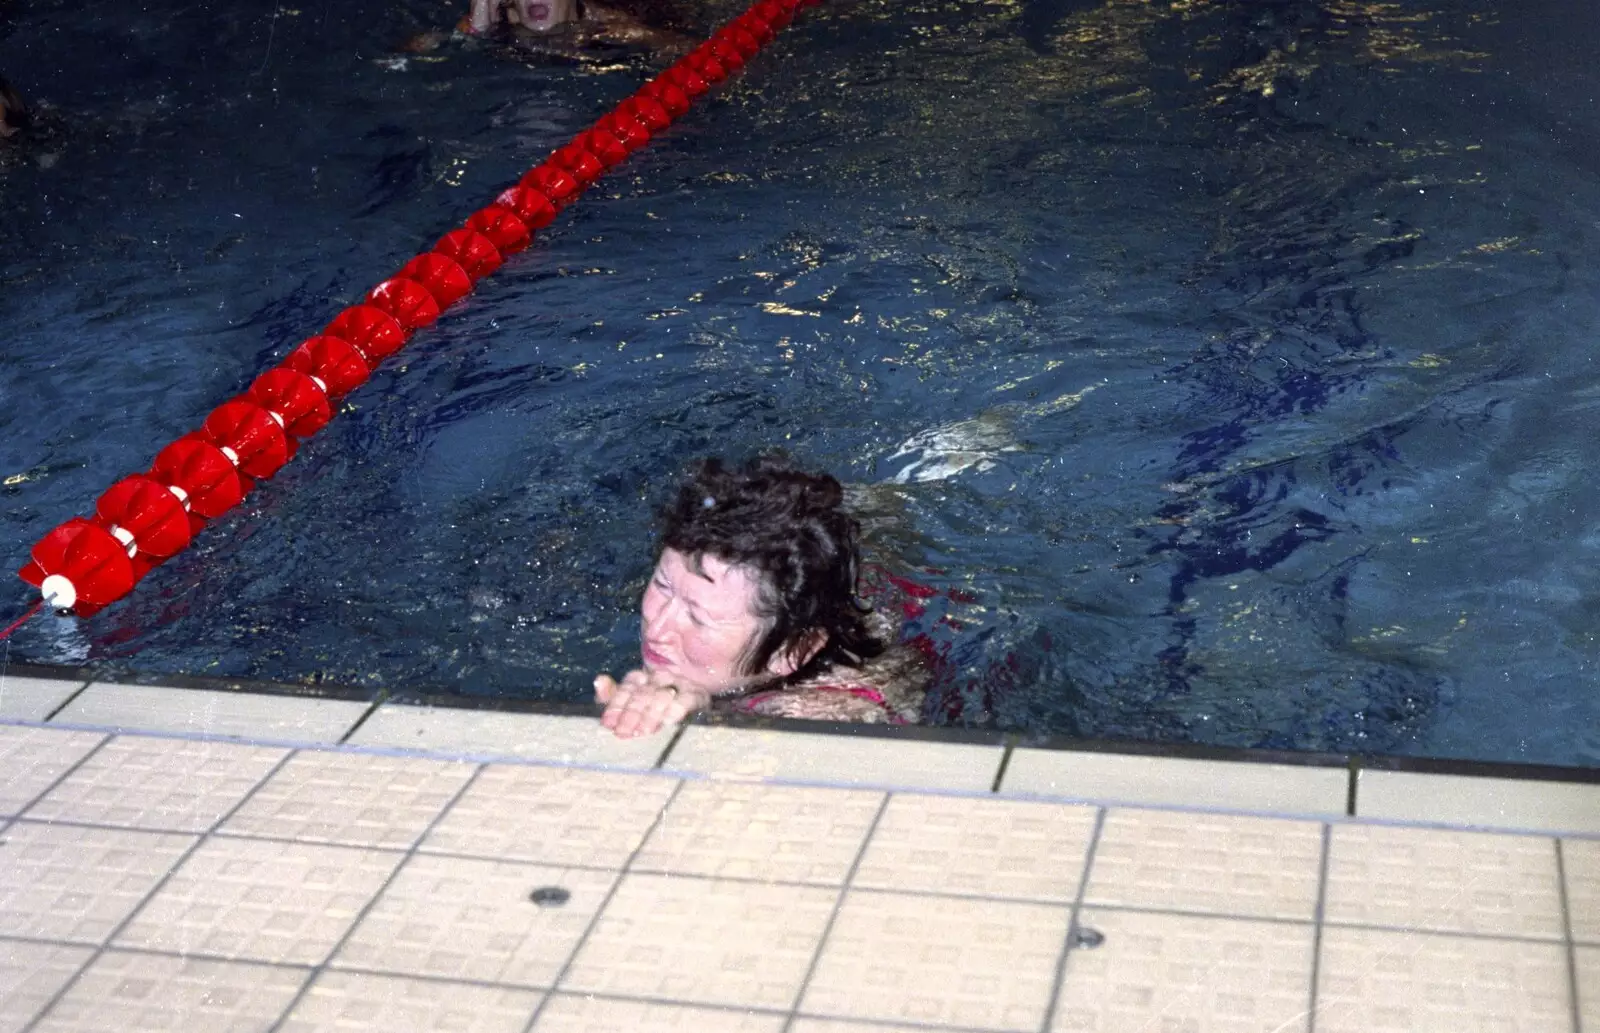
[594,667,709,739]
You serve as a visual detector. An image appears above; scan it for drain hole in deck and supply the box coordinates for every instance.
[1070,925,1105,949]
[529,886,571,908]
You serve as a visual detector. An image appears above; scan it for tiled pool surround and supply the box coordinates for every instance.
[0,664,1595,836]
[1,661,1597,1032]
[0,715,1595,1030]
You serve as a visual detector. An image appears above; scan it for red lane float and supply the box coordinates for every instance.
[19,0,820,616]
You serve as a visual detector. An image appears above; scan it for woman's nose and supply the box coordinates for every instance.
[642,598,677,638]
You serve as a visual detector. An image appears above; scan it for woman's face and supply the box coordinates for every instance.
[640,548,770,697]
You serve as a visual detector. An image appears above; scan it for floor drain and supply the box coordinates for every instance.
[1070,925,1105,949]
[528,886,571,908]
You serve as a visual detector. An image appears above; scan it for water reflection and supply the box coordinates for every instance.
[2,0,1593,763]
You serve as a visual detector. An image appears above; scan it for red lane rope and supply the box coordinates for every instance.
[0,601,43,642]
[18,0,819,618]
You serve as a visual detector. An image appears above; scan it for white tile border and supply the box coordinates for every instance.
[1000,746,1350,818]
[661,724,1005,793]
[347,704,670,768]
[0,674,86,721]
[6,672,1596,838]
[1355,767,1600,836]
[50,683,369,744]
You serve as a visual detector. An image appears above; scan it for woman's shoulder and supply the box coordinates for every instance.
[736,638,931,724]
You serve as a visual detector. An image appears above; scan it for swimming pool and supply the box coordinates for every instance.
[2,0,1596,766]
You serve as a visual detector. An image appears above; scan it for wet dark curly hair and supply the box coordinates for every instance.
[657,454,886,681]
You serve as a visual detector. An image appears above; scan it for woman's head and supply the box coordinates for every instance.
[639,455,884,697]
[0,77,30,140]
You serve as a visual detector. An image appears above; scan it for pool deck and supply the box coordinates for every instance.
[0,668,1596,1032]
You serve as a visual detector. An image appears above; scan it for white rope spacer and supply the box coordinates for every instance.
[266,410,285,428]
[40,574,76,611]
[221,446,240,466]
[109,525,138,557]
[167,483,191,509]
[309,375,328,393]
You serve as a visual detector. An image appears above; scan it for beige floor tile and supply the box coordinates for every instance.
[333,854,615,987]
[790,1022,959,1033]
[54,683,368,743]
[280,971,542,1032]
[421,764,678,867]
[23,735,285,832]
[30,950,308,1033]
[1564,838,1600,943]
[1050,909,1314,1033]
[1325,825,1563,939]
[0,939,93,1033]
[633,782,882,885]
[1357,769,1600,835]
[1314,926,1572,1033]
[349,706,669,767]
[0,822,195,944]
[852,795,1096,902]
[1085,809,1322,920]
[564,874,837,1009]
[1577,946,1600,1031]
[219,750,475,849]
[802,889,1069,1030]
[1002,749,1348,817]
[113,837,403,964]
[664,726,1005,793]
[0,677,85,722]
[533,994,785,1032]
[0,726,104,817]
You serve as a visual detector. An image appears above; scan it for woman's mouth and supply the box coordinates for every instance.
[641,642,672,668]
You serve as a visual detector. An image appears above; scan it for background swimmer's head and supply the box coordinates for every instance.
[505,0,580,33]
[0,77,31,140]
[650,454,886,689]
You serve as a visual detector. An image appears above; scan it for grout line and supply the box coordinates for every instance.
[38,680,93,723]
[1345,757,1359,817]
[262,761,490,1032]
[518,778,689,1033]
[1557,840,1584,1033]
[335,691,390,745]
[652,720,692,769]
[20,745,302,1033]
[778,791,894,1033]
[9,732,114,825]
[1036,806,1107,1033]
[990,738,1015,793]
[1307,823,1332,1033]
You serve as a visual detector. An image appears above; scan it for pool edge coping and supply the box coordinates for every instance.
[2,660,1597,839]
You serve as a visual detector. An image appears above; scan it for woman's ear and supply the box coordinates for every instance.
[767,629,828,677]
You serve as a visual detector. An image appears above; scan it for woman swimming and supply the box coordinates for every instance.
[595,455,930,738]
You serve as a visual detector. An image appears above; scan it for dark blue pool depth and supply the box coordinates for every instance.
[2,0,1597,766]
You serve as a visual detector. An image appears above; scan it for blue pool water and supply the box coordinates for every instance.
[2,0,1597,766]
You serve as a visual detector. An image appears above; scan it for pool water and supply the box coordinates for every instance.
[3,0,1597,766]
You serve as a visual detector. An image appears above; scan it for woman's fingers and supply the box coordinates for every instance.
[598,677,691,739]
[593,674,619,704]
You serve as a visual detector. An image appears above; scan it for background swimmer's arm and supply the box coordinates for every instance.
[467,0,499,32]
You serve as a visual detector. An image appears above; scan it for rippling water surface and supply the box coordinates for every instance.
[2,0,1597,765]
